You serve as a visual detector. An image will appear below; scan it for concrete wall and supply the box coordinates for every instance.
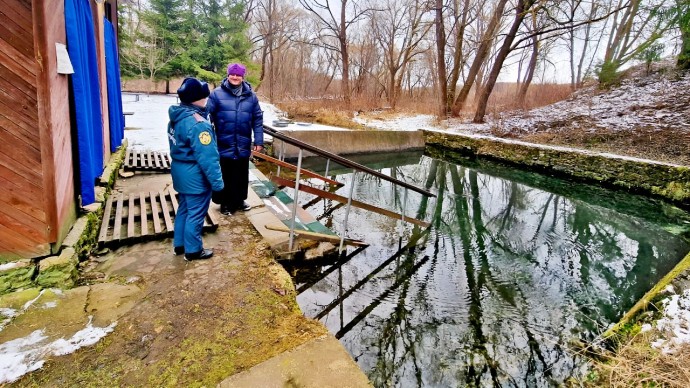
[423,130,690,208]
[275,130,425,160]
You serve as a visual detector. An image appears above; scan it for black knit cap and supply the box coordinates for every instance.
[177,77,210,103]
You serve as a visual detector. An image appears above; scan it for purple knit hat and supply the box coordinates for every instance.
[227,63,246,77]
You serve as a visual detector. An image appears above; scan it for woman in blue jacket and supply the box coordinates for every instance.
[207,63,264,215]
[168,77,224,260]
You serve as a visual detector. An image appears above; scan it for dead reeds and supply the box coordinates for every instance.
[273,83,573,123]
[583,331,690,387]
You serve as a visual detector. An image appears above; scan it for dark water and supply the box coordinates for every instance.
[283,150,690,387]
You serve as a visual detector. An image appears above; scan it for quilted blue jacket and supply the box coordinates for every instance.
[167,104,224,194]
[207,79,264,159]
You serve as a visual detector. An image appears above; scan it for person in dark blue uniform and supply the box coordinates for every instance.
[207,63,264,215]
[168,77,224,261]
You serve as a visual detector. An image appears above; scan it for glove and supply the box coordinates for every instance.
[211,191,223,205]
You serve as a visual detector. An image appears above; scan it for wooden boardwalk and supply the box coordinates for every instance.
[98,189,218,247]
[124,149,171,171]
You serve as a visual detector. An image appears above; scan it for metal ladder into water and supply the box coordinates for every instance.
[258,125,436,254]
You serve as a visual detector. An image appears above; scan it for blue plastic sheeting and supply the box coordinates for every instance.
[65,0,103,206]
[104,18,124,152]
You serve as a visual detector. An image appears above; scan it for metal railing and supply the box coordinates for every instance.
[262,125,435,253]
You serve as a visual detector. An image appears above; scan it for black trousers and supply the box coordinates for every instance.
[219,157,249,208]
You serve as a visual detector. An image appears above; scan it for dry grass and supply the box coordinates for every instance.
[585,332,690,387]
[477,82,574,117]
[276,100,368,130]
[274,83,573,123]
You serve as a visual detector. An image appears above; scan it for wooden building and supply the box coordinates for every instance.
[0,0,122,262]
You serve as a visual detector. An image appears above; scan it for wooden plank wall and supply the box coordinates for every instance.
[0,0,51,260]
[0,0,77,261]
[34,0,76,248]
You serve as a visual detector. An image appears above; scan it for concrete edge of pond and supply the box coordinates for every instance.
[422,130,690,208]
[276,129,425,160]
[603,250,690,338]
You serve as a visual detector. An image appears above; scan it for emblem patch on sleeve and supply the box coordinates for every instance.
[198,131,212,145]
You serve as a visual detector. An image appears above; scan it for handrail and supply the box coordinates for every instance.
[264,125,436,197]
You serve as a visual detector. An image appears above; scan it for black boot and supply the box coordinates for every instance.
[220,204,232,215]
[184,248,213,261]
[174,246,185,255]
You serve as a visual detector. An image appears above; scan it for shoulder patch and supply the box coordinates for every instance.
[198,131,212,146]
[193,113,205,122]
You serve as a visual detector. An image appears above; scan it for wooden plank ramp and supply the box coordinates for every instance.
[123,149,171,172]
[98,189,218,247]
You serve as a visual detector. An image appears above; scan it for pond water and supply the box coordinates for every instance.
[282,150,690,387]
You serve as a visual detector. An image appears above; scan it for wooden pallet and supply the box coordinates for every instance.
[98,189,218,247]
[124,149,171,171]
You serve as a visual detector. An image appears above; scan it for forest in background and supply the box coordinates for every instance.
[118,0,690,122]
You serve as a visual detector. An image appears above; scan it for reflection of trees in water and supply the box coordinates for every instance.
[300,156,689,387]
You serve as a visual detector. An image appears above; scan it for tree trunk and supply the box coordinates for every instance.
[451,0,508,115]
[340,4,351,105]
[517,35,539,107]
[473,0,532,123]
[679,19,690,69]
[448,0,471,108]
[435,0,448,117]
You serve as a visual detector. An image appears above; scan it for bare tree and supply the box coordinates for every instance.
[446,0,478,111]
[601,0,672,83]
[298,0,375,104]
[252,0,303,100]
[473,0,537,123]
[372,0,433,108]
[434,0,450,116]
[450,0,509,115]
[563,0,609,89]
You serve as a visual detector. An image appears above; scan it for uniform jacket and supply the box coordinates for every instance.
[207,79,264,159]
[167,104,224,194]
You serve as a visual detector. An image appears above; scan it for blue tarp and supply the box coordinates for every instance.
[104,18,124,152]
[65,0,103,206]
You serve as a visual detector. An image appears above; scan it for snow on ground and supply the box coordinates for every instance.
[0,288,116,384]
[353,112,439,131]
[0,318,116,384]
[642,288,690,353]
[353,66,690,139]
[495,71,690,135]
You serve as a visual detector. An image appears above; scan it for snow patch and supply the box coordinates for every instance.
[42,301,57,309]
[0,316,117,384]
[650,289,690,354]
[0,262,25,271]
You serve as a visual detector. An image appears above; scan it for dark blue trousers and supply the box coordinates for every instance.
[173,191,211,254]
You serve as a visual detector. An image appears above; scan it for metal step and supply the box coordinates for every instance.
[97,189,218,247]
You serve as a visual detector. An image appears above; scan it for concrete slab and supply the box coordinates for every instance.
[218,335,371,388]
[245,207,290,249]
[278,129,424,159]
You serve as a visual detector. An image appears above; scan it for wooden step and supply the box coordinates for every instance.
[98,189,218,247]
[124,149,171,172]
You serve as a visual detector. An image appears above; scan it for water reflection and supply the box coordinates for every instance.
[285,151,690,387]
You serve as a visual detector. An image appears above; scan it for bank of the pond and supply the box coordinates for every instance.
[423,130,690,208]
